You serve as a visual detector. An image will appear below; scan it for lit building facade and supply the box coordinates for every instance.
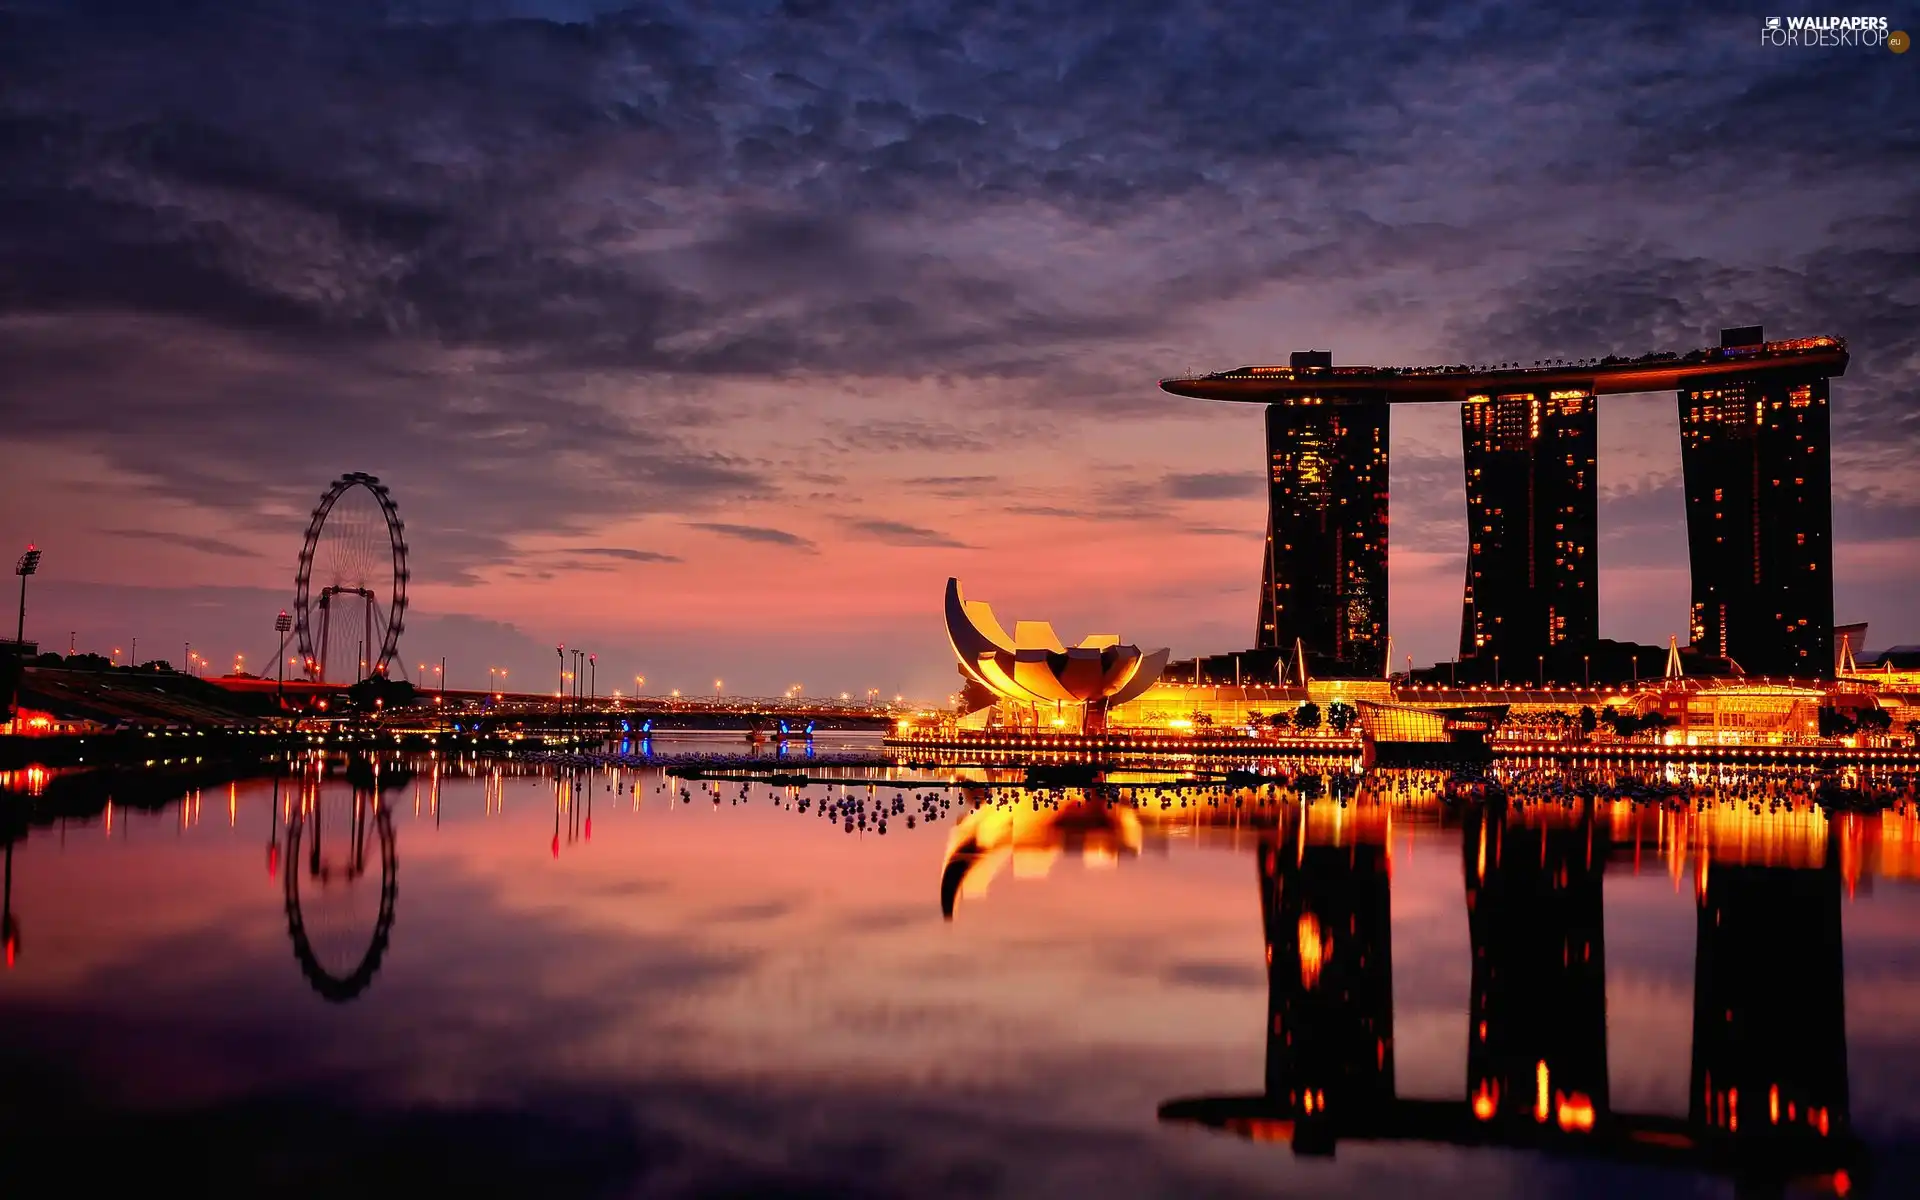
[1459,389,1596,675]
[1163,331,1847,683]
[1258,379,1390,677]
[1679,353,1835,677]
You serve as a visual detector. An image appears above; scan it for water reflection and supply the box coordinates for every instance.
[280,769,398,1003]
[1160,796,1863,1198]
[4,749,1919,1197]
[940,800,1143,918]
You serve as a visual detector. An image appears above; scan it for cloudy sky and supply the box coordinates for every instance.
[1,1,1915,698]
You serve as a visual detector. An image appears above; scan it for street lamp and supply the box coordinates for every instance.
[13,545,41,646]
[274,611,292,704]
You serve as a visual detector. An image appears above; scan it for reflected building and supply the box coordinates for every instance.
[1680,328,1836,677]
[1163,799,1863,1195]
[1258,835,1395,1148]
[1257,353,1390,677]
[1463,806,1609,1132]
[1459,389,1597,678]
[1692,855,1849,1155]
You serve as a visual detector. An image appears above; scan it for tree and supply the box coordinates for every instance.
[1578,705,1598,736]
[345,675,419,713]
[1855,708,1892,734]
[1817,706,1858,739]
[1603,708,1669,739]
[1190,711,1214,728]
[1326,700,1356,734]
[1267,710,1292,731]
[1295,700,1321,731]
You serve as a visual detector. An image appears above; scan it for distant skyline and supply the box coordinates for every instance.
[2,2,1916,699]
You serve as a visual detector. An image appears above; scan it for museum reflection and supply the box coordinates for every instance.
[1161,797,1862,1198]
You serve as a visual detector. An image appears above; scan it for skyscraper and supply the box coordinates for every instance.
[1257,355,1389,676]
[1458,389,1597,679]
[1165,329,1846,683]
[1679,328,1834,677]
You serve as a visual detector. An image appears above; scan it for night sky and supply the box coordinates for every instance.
[1,1,1915,699]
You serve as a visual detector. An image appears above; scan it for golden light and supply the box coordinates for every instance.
[1556,1092,1596,1132]
[1535,1060,1551,1123]
[1472,1080,1498,1121]
[1297,913,1328,990]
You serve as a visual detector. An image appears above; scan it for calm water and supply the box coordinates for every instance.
[4,740,1920,1198]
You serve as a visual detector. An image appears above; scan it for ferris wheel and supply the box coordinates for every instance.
[293,473,409,683]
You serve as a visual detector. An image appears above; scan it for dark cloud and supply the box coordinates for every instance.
[103,528,261,558]
[901,475,998,493]
[1163,471,1262,501]
[686,521,816,550]
[562,546,683,563]
[843,518,973,549]
[824,419,999,455]
[1,1,1916,666]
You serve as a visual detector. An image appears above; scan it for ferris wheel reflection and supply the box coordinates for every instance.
[276,765,399,1003]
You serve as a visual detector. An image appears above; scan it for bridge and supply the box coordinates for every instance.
[207,676,897,723]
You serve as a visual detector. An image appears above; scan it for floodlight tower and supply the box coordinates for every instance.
[14,545,42,646]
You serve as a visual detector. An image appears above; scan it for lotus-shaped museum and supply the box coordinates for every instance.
[945,578,1168,728]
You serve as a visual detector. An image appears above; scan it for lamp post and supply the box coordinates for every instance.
[275,611,292,704]
[438,655,445,697]
[588,653,595,703]
[13,545,40,646]
[556,644,565,701]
